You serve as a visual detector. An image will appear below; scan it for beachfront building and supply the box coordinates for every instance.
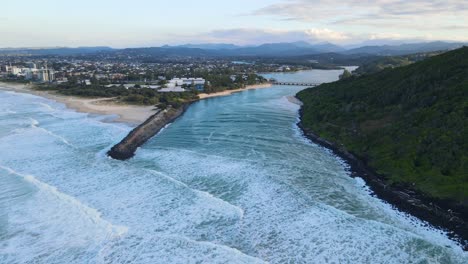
[167,77,206,91]
[7,66,22,75]
[48,69,55,81]
[38,67,55,82]
[39,69,49,82]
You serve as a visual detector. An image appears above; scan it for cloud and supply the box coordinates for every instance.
[304,28,350,41]
[163,27,449,46]
[253,0,468,31]
[165,28,354,45]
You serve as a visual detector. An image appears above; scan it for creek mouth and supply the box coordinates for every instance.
[1,78,467,262]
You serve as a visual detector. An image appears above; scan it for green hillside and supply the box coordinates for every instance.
[297,47,468,203]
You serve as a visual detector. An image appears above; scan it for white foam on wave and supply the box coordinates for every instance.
[147,169,244,219]
[291,115,467,254]
[37,102,56,111]
[0,165,128,237]
[29,117,39,127]
[352,176,467,252]
[156,122,172,136]
[2,82,467,263]
[0,165,128,263]
[2,109,17,114]
[141,148,468,263]
[28,117,75,147]
[97,233,266,264]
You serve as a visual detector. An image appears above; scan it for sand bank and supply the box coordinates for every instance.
[198,83,273,100]
[0,82,156,124]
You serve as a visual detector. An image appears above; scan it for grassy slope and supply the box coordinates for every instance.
[297,47,468,203]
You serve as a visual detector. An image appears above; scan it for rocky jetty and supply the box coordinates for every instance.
[108,104,189,160]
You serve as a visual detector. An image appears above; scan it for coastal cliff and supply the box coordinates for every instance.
[108,104,189,160]
[297,112,468,249]
[295,47,468,249]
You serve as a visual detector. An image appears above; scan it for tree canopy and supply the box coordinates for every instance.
[297,47,468,203]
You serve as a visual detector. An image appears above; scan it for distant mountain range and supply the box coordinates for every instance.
[162,41,345,56]
[344,41,466,56]
[165,43,241,50]
[0,41,465,57]
[0,46,114,55]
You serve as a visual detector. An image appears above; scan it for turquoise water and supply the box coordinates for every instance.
[0,69,467,263]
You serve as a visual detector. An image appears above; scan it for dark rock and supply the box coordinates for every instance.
[296,107,468,250]
[108,104,190,160]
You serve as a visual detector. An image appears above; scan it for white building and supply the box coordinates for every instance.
[167,77,206,88]
[39,69,49,82]
[48,69,55,81]
[38,67,55,82]
[8,66,22,75]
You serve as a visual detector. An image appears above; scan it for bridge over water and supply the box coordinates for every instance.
[272,82,321,87]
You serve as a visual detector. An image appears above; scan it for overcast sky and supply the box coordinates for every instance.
[1,0,467,48]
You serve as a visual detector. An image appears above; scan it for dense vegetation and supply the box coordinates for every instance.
[297,47,468,203]
[352,51,443,76]
[202,74,266,93]
[35,83,198,108]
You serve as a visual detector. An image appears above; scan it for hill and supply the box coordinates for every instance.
[297,48,468,238]
[1,41,463,58]
[173,43,241,50]
[0,46,113,55]
[161,42,345,57]
[352,51,445,76]
[113,41,463,58]
[345,41,465,56]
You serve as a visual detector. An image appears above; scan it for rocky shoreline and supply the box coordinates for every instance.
[296,108,468,250]
[108,104,191,160]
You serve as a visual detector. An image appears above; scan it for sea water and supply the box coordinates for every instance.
[0,69,467,263]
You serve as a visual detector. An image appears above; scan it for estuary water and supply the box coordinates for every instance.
[0,69,467,263]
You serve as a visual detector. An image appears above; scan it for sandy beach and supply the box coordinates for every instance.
[198,83,273,99]
[0,82,276,124]
[0,82,157,124]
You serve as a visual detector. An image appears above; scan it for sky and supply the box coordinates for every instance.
[1,0,468,48]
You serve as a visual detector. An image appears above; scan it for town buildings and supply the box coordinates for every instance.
[167,77,206,91]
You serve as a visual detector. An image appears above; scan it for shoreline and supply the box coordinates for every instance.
[198,83,272,99]
[0,82,157,124]
[0,82,275,124]
[296,107,468,250]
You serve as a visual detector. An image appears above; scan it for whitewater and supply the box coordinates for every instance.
[0,69,467,263]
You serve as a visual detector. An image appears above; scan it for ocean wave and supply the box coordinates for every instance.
[28,118,74,147]
[37,102,56,111]
[0,164,128,238]
[97,233,266,264]
[147,169,245,219]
